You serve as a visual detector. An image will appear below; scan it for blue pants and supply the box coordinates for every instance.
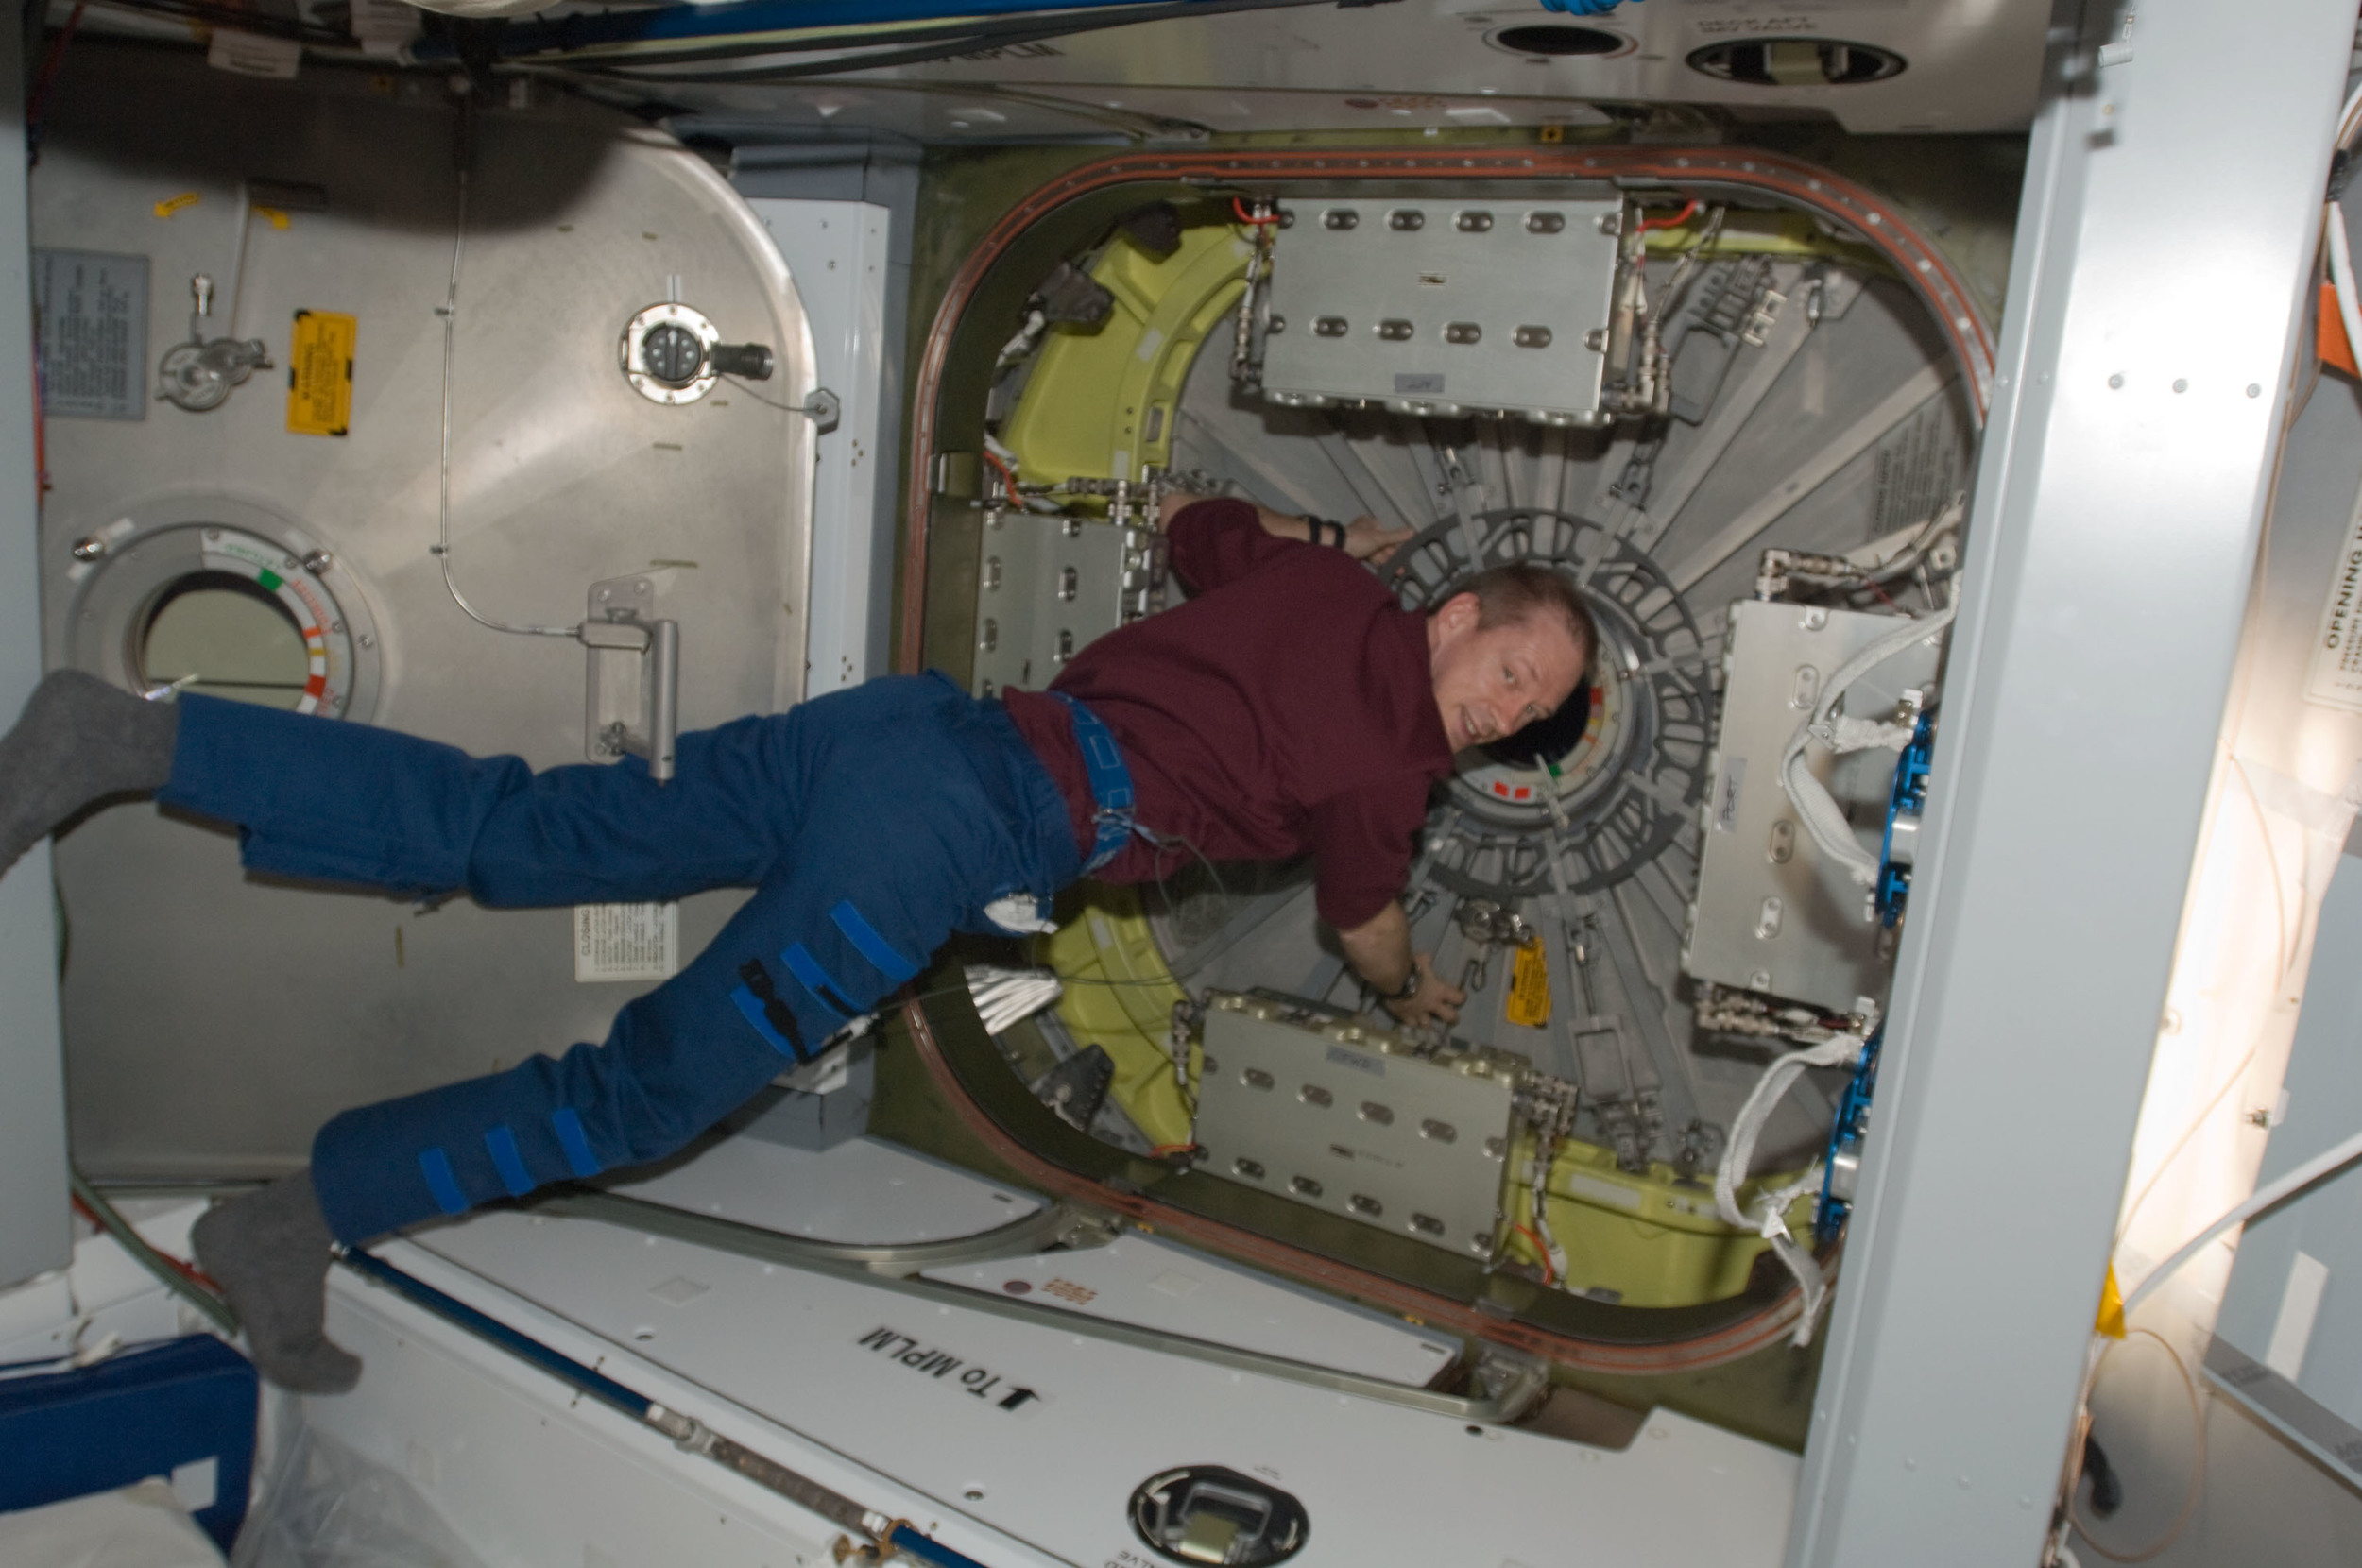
[159,674,1081,1243]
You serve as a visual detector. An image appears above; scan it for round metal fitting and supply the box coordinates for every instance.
[619,301,722,405]
[55,493,382,722]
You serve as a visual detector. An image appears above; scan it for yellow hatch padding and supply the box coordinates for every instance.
[1049,889,1813,1310]
[1000,223,1254,487]
[1041,885,1196,1150]
[1498,1126,1816,1310]
[1642,208,1891,272]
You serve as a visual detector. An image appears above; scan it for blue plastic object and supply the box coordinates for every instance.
[419,0,1251,61]
[1816,1025,1882,1244]
[1540,0,1641,15]
[0,1334,258,1551]
[1874,712,1934,927]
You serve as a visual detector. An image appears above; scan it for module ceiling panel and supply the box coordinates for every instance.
[645,0,2048,138]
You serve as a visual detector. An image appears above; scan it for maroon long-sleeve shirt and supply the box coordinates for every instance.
[1002,498,1455,929]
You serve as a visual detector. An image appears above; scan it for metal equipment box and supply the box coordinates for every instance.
[1194,992,1523,1260]
[1260,192,1622,422]
[1682,601,1943,1014]
[969,510,1157,697]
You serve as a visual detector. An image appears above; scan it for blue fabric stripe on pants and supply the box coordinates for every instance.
[829,900,920,984]
[158,677,1082,1244]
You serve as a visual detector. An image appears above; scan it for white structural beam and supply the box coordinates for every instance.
[0,15,70,1289]
[1789,2,2356,1564]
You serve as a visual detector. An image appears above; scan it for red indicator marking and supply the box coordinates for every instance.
[305,674,328,699]
[1514,786,1531,800]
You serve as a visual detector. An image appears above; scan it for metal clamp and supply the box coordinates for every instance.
[582,574,679,783]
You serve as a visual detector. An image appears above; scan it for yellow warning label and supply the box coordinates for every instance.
[286,310,355,437]
[153,191,200,220]
[2095,1263,2127,1339]
[1506,936,1551,1028]
[255,207,291,230]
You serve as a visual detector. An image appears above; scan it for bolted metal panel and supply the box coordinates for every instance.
[1260,192,1622,421]
[967,510,1156,698]
[1789,3,2358,1564]
[1194,993,1521,1260]
[1686,601,1943,1015]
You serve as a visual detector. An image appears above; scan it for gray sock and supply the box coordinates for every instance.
[0,670,178,874]
[192,1169,363,1394]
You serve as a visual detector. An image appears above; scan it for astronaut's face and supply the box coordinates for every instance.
[1426,592,1589,752]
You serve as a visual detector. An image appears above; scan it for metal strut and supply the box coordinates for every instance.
[334,1245,994,1568]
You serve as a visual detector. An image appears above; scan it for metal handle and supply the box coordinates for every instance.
[643,618,678,782]
[582,574,680,784]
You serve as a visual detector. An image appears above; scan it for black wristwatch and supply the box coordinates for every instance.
[1307,516,1347,549]
[1387,968,1423,1004]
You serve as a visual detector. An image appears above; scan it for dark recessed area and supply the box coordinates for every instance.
[1491,25,1623,58]
[1485,680,1595,772]
[1686,37,1907,86]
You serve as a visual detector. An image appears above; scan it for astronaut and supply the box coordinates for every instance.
[0,496,1591,1391]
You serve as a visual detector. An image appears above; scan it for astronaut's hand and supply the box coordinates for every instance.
[1344,515,1414,564]
[1382,953,1464,1027]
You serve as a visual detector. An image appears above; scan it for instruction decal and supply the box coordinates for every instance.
[33,249,147,420]
[286,309,356,436]
[2304,476,2362,712]
[854,1325,1044,1414]
[574,901,678,982]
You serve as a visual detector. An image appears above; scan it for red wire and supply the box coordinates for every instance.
[28,0,92,130]
[71,1194,229,1295]
[1231,197,1279,227]
[982,449,1019,502]
[1150,1142,1198,1157]
[1635,198,1701,235]
[1512,1222,1556,1285]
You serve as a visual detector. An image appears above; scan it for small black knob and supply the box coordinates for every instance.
[709,343,773,381]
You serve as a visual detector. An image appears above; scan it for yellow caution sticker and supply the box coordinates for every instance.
[255,206,291,231]
[153,191,200,220]
[2095,1262,2127,1339]
[1506,935,1551,1028]
[286,310,355,437]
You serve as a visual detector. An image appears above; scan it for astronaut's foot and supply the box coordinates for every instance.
[0,670,178,874]
[193,1170,363,1395]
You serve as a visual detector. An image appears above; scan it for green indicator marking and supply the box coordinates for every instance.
[257,569,283,590]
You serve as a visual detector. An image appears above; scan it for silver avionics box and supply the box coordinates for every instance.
[1194,992,1522,1260]
[1259,193,1623,422]
[1683,601,1943,1014]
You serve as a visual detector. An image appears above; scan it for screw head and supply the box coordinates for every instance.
[71,537,107,561]
[2108,373,2124,389]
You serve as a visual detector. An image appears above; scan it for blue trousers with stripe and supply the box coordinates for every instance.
[158,673,1082,1244]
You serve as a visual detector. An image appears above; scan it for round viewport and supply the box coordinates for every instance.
[138,571,311,708]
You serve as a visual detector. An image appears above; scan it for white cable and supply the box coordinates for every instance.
[1779,603,1958,885]
[2120,1121,2362,1319]
[433,168,578,640]
[1529,1143,1569,1285]
[965,964,1066,1035]
[1712,1033,1864,1347]
[2328,203,2362,384]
